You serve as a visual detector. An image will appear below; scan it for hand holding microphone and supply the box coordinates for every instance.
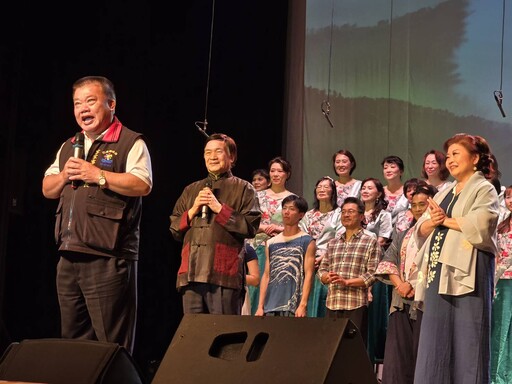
[71,132,85,189]
[201,181,213,219]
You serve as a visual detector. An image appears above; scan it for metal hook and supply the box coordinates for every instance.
[321,100,335,128]
[494,90,506,118]
[195,120,209,138]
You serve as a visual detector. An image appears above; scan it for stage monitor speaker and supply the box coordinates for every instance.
[0,338,146,384]
[152,314,377,384]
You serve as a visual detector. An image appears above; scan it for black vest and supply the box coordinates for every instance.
[55,126,144,260]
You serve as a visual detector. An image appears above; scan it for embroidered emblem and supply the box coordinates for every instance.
[426,231,445,287]
[99,150,117,169]
[91,149,117,170]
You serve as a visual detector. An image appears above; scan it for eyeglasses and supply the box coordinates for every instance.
[316,176,334,190]
[341,209,360,215]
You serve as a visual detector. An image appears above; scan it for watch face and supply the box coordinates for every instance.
[99,178,106,186]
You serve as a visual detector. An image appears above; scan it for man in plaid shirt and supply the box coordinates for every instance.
[318,196,381,346]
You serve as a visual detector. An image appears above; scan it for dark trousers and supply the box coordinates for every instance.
[326,305,368,346]
[57,253,137,354]
[382,306,423,384]
[182,282,241,315]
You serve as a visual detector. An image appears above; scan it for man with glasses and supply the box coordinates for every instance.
[318,196,381,346]
[170,133,261,315]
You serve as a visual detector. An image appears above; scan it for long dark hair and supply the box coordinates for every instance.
[421,149,449,181]
[312,176,338,210]
[361,177,388,223]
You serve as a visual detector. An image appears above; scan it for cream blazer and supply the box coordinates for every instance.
[414,171,498,300]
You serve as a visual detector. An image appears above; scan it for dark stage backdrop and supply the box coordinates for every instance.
[0,1,289,380]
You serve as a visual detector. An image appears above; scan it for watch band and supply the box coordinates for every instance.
[99,170,107,189]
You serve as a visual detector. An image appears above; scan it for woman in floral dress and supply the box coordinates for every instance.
[491,184,512,384]
[247,156,295,315]
[299,176,342,317]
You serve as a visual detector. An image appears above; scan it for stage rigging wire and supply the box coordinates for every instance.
[321,0,335,128]
[386,0,394,146]
[494,0,506,118]
[195,0,216,137]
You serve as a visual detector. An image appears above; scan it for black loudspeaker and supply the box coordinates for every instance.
[152,314,378,384]
[0,338,146,384]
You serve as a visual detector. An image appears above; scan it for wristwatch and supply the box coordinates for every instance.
[98,170,107,189]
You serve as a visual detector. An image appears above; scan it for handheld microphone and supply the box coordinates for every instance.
[201,180,212,219]
[71,132,85,190]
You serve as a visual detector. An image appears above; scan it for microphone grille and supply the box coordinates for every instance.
[74,132,85,146]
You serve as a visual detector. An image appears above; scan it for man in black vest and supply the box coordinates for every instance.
[42,76,153,354]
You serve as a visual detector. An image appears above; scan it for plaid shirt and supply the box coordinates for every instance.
[318,228,381,310]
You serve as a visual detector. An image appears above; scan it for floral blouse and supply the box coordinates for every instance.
[385,193,409,225]
[496,226,512,280]
[395,209,413,233]
[375,227,415,282]
[250,189,295,247]
[335,180,362,207]
[374,226,420,316]
[299,207,343,257]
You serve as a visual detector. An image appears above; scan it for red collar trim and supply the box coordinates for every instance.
[70,117,123,143]
[102,117,123,142]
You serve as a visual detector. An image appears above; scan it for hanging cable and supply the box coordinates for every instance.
[387,0,394,144]
[321,0,335,128]
[195,0,216,137]
[494,0,506,118]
